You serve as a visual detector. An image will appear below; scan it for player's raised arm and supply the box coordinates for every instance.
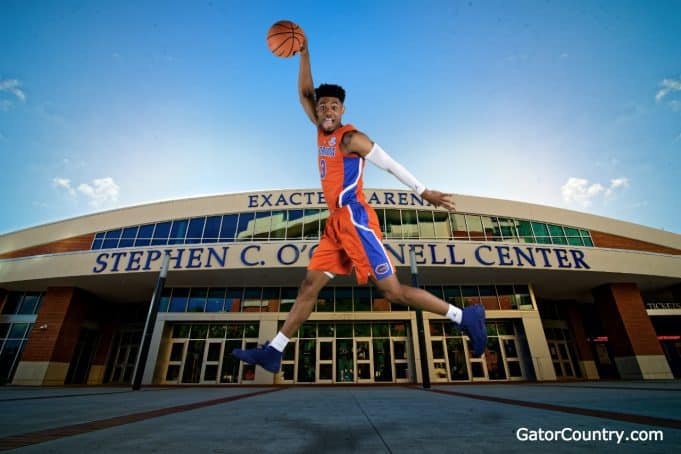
[298,41,317,125]
[341,131,456,210]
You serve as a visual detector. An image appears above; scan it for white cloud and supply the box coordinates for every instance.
[77,177,120,207]
[0,78,26,102]
[561,177,604,207]
[53,177,76,197]
[561,176,629,207]
[605,177,629,198]
[560,52,569,59]
[655,77,681,102]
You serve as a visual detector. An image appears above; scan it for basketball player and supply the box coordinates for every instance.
[233,39,487,375]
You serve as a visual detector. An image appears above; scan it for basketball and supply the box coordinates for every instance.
[266,20,305,58]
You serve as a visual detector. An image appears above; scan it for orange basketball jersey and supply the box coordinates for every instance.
[317,124,368,213]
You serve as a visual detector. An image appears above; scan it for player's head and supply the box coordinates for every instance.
[315,83,345,133]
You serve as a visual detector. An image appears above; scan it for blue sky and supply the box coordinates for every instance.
[1,0,680,235]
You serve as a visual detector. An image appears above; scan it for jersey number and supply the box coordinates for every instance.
[320,158,326,179]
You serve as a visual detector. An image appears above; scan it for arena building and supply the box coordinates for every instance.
[1,189,680,387]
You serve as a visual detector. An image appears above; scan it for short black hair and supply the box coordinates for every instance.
[315,84,345,103]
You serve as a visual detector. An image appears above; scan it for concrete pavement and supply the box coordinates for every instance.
[1,381,679,453]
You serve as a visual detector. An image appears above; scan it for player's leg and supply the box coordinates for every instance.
[280,270,331,337]
[231,270,330,373]
[232,216,348,373]
[371,274,449,314]
[372,274,487,357]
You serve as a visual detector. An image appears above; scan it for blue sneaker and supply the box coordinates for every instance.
[232,342,282,373]
[460,304,487,357]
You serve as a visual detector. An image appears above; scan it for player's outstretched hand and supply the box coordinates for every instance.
[421,190,455,211]
[299,37,308,55]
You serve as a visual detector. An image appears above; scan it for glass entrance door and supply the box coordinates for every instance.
[201,341,223,383]
[107,330,142,384]
[392,339,409,382]
[336,339,354,382]
[317,339,334,383]
[355,338,373,383]
[549,340,576,378]
[372,338,392,382]
[297,339,316,383]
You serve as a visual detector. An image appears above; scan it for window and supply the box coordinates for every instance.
[118,226,139,248]
[169,288,189,312]
[461,286,480,306]
[103,229,122,249]
[531,222,551,244]
[444,286,463,307]
[262,288,280,312]
[159,288,172,312]
[316,288,334,312]
[280,287,297,313]
[203,216,222,243]
[1,293,21,314]
[302,209,320,239]
[205,288,226,312]
[450,213,467,239]
[497,218,517,241]
[186,217,206,244]
[236,213,255,240]
[187,288,207,312]
[385,210,402,239]
[252,212,272,240]
[466,215,485,240]
[401,210,419,238]
[269,211,287,240]
[225,288,242,312]
[92,232,105,249]
[335,288,353,312]
[168,219,188,245]
[242,288,263,312]
[478,285,499,310]
[417,210,435,239]
[286,210,305,240]
[516,220,533,243]
[135,224,155,247]
[354,287,372,312]
[91,209,595,250]
[220,215,239,242]
[0,322,33,383]
[564,227,583,246]
[151,222,171,246]
[2,292,43,315]
[17,293,42,315]
[433,211,452,239]
[480,216,501,241]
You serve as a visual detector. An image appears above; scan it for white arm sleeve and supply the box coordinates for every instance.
[365,143,427,195]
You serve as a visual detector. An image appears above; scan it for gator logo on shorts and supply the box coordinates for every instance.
[375,263,390,275]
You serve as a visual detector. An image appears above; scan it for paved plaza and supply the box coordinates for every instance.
[0,381,679,453]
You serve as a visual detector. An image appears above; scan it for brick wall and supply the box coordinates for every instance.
[21,287,86,363]
[0,233,95,259]
[593,283,663,357]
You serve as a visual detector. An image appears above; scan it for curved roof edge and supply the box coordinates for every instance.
[1,188,679,254]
